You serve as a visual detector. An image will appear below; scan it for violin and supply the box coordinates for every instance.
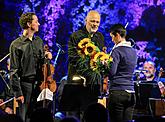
[157,68,165,97]
[39,44,57,93]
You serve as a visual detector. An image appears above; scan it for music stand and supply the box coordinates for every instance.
[59,84,100,112]
[134,82,161,111]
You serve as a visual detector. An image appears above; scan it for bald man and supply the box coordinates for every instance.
[60,10,105,120]
[68,10,104,84]
[85,10,101,35]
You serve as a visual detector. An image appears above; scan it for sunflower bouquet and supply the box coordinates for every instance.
[77,38,113,75]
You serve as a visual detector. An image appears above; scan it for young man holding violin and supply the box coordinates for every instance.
[9,12,52,121]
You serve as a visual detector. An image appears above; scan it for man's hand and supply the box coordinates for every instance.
[5,107,13,114]
[17,96,24,103]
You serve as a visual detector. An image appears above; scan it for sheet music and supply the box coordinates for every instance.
[37,88,53,101]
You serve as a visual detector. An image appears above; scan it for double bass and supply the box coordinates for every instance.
[40,44,57,93]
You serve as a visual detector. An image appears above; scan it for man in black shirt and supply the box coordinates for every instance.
[68,10,104,85]
[61,10,105,119]
[9,12,52,121]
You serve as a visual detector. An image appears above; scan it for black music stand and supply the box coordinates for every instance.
[59,84,100,112]
[134,81,161,114]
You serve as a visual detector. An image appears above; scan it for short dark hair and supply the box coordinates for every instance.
[19,12,36,29]
[110,24,126,38]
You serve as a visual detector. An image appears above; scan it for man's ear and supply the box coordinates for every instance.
[115,32,120,37]
[27,22,31,28]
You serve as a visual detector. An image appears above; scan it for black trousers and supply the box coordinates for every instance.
[18,80,37,122]
[108,90,136,122]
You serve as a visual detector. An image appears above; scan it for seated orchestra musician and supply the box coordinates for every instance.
[0,58,13,114]
[143,60,165,83]
[134,60,165,115]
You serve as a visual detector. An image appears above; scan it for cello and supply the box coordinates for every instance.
[40,44,57,93]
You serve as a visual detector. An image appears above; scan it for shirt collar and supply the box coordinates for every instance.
[82,26,97,38]
[110,41,132,55]
[115,41,132,48]
[20,35,36,42]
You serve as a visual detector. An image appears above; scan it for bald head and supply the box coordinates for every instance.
[86,10,100,20]
[85,10,101,34]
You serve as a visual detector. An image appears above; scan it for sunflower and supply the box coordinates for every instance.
[108,56,113,62]
[92,52,113,71]
[99,52,113,65]
[78,38,91,49]
[77,37,113,77]
[84,43,97,56]
[93,52,106,62]
[90,59,98,71]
